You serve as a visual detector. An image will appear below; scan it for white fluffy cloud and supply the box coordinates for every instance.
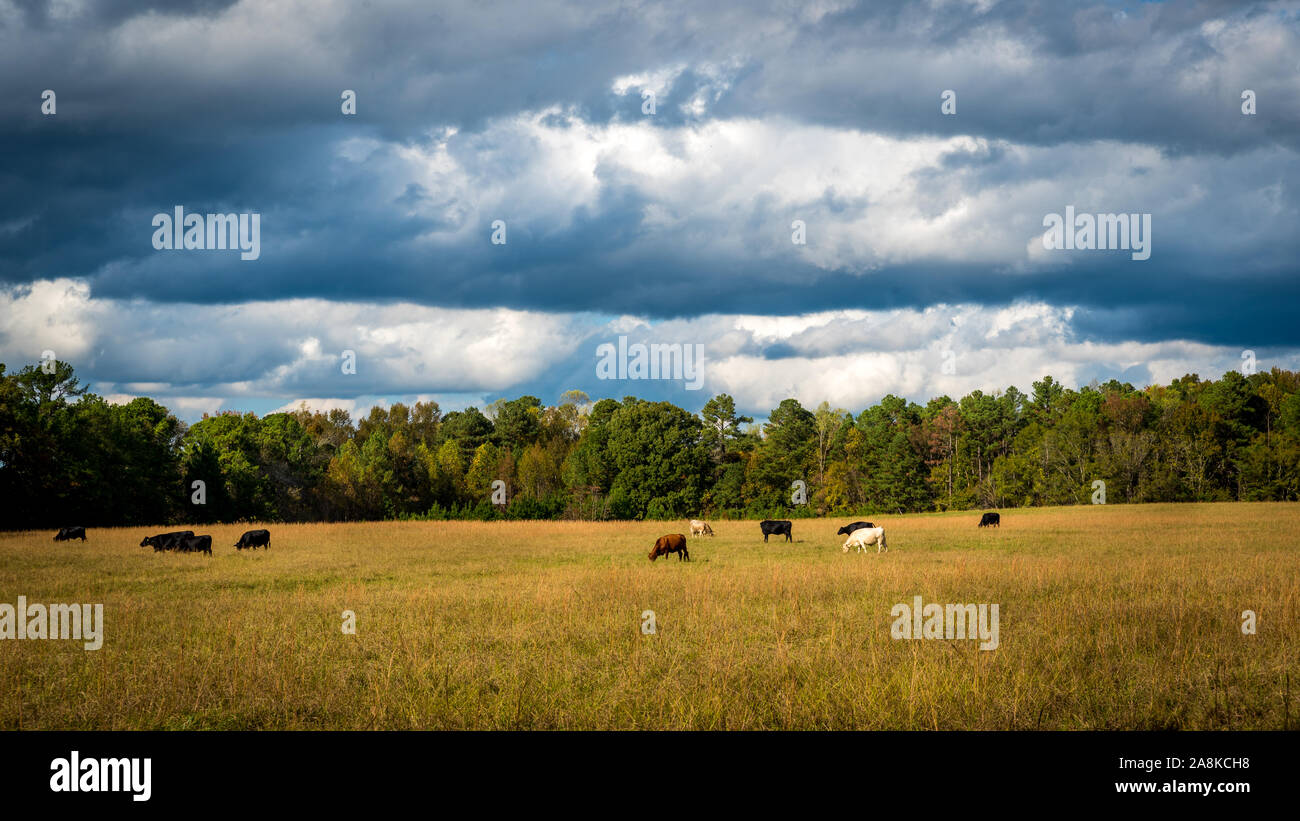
[380,109,1297,276]
[6,279,1292,421]
[631,305,1282,413]
[1,278,584,402]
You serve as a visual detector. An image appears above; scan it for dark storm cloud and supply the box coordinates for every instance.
[5,1,1296,139]
[1,0,1298,363]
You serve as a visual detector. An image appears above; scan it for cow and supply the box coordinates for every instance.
[689,520,714,537]
[843,526,887,553]
[177,534,212,555]
[649,533,690,562]
[234,529,271,550]
[140,530,194,552]
[978,512,1000,528]
[162,530,195,551]
[835,521,876,537]
[53,526,87,542]
[759,519,793,542]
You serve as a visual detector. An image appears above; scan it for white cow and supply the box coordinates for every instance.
[842,526,887,553]
[690,519,715,537]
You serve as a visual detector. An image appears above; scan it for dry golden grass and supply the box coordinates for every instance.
[1,502,1296,729]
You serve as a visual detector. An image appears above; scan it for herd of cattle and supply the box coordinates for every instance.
[52,527,272,554]
[53,511,1004,563]
[650,513,1002,561]
[142,528,270,553]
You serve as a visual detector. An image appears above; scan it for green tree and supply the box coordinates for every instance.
[604,400,709,518]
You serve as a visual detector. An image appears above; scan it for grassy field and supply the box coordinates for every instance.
[1,502,1296,730]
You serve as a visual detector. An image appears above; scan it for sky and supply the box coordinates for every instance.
[2,0,1298,422]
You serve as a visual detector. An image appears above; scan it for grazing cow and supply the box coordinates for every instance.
[649,533,690,562]
[177,534,212,555]
[140,530,194,552]
[234,529,271,550]
[843,526,887,553]
[759,519,793,542]
[835,521,876,537]
[162,530,194,551]
[53,526,87,542]
[689,519,714,537]
[978,512,1000,528]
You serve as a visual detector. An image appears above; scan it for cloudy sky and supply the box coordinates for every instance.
[3,0,1298,421]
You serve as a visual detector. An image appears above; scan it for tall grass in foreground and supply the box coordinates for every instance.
[1,502,1296,729]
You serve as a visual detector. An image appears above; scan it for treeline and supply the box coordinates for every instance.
[3,361,1300,529]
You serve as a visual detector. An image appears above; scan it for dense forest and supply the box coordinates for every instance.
[3,360,1300,529]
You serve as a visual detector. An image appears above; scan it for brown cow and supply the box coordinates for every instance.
[649,533,690,562]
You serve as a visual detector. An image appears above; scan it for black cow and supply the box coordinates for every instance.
[177,534,212,555]
[140,530,194,551]
[234,529,271,550]
[53,526,87,542]
[835,521,876,537]
[759,519,793,542]
[978,512,1000,528]
[162,530,195,551]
